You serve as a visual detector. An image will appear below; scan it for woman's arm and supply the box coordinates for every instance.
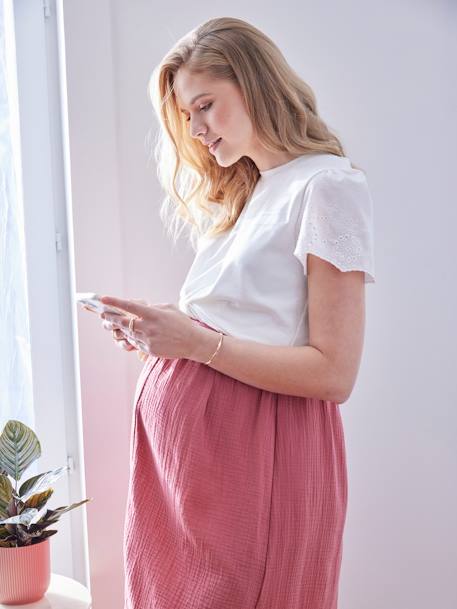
[188,254,366,404]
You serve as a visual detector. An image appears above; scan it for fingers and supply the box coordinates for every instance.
[99,296,151,320]
[115,335,136,351]
[103,320,124,340]
[101,313,147,356]
[112,327,133,349]
[119,340,136,351]
[101,319,135,350]
[101,312,138,333]
[82,304,97,313]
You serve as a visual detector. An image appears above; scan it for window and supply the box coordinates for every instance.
[0,0,34,433]
[0,0,90,587]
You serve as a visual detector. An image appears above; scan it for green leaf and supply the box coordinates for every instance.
[0,508,40,527]
[23,488,53,512]
[0,504,50,529]
[25,498,91,536]
[32,529,58,542]
[37,499,92,524]
[46,498,92,520]
[28,518,58,533]
[18,466,68,502]
[0,475,13,519]
[0,525,12,539]
[6,497,17,517]
[16,524,33,544]
[0,421,41,481]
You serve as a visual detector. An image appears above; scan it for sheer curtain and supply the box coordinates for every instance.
[0,0,34,433]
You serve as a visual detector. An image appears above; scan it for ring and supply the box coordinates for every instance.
[129,316,136,333]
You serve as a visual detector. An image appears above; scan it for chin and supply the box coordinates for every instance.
[215,152,243,168]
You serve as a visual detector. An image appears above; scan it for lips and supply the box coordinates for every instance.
[205,137,220,146]
[209,137,222,153]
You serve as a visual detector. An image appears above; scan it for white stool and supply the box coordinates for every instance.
[0,574,91,608]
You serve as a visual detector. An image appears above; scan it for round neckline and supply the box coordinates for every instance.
[258,153,315,178]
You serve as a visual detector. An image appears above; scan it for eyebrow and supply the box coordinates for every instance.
[179,92,212,112]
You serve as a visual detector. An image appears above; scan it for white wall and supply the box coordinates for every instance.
[62,2,130,607]
[63,1,457,608]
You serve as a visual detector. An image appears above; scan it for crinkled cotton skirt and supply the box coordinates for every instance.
[123,318,348,609]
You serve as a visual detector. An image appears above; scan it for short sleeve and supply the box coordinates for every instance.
[293,168,376,283]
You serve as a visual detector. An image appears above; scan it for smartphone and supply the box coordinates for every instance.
[76,292,127,316]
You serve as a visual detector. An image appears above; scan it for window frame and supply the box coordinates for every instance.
[11,0,90,587]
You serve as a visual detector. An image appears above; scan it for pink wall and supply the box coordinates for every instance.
[64,1,137,606]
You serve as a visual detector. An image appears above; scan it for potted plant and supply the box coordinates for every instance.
[0,419,91,605]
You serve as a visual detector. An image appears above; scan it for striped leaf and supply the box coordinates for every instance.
[18,466,68,502]
[23,488,54,512]
[0,475,13,519]
[0,507,40,527]
[35,529,57,540]
[36,498,92,528]
[0,421,41,482]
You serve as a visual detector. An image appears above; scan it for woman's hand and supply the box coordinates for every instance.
[98,295,200,360]
[104,323,148,360]
[95,299,147,360]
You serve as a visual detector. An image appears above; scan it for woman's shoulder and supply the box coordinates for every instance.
[292,152,364,180]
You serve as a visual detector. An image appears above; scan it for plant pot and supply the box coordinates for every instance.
[0,537,51,605]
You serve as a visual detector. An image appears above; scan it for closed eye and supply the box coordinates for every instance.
[185,102,212,122]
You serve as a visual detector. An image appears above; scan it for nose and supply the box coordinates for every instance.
[189,117,207,140]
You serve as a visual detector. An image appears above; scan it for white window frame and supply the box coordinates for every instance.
[12,0,90,587]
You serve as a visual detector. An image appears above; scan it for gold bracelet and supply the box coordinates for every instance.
[204,332,224,365]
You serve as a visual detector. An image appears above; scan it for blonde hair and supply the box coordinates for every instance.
[147,16,362,251]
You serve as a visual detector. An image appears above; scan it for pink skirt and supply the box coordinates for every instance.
[123,318,348,609]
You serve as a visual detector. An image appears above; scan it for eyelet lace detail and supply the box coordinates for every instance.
[293,169,375,283]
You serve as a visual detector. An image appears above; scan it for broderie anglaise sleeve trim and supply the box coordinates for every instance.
[293,167,376,283]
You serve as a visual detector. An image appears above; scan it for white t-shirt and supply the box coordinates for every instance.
[178,152,375,346]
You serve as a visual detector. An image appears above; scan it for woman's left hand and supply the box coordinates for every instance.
[99,295,199,360]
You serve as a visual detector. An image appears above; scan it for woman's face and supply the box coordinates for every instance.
[173,67,257,168]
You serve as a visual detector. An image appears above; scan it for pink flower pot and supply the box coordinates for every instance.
[0,538,51,605]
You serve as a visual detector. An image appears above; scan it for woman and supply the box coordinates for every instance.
[99,16,375,609]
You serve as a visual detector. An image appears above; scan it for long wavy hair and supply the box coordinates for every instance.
[147,17,361,251]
